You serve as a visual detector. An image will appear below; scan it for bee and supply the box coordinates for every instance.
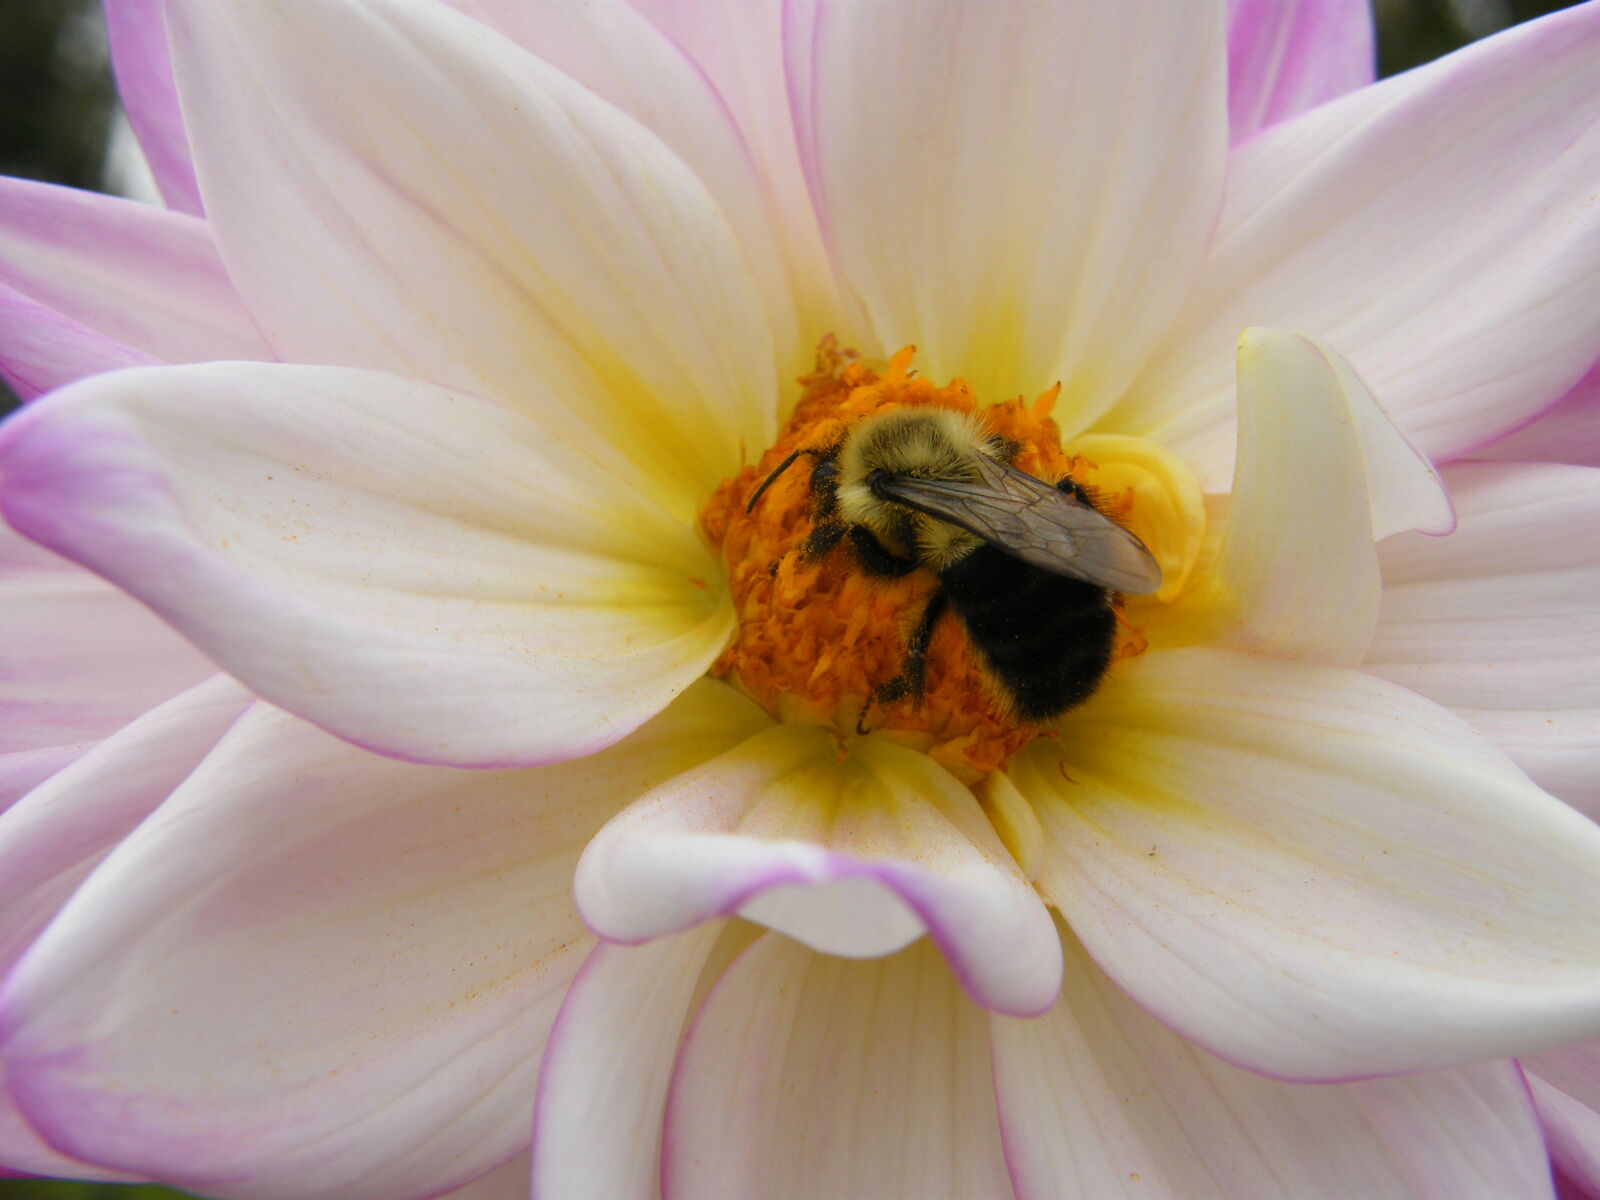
[746,407,1161,723]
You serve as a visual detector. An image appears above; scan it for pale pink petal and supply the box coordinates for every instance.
[168,0,777,497]
[785,0,1228,422]
[575,725,1060,1015]
[0,177,267,367]
[993,926,1552,1199]
[1121,4,1600,489]
[1162,330,1447,666]
[441,0,811,376]
[436,1156,530,1200]
[0,363,734,767]
[1227,0,1374,142]
[0,284,156,401]
[629,0,840,346]
[1528,1050,1600,1200]
[1010,647,1600,1080]
[663,934,1010,1200]
[0,747,87,814]
[0,518,214,757]
[1368,461,1600,814]
[104,0,202,215]
[531,925,728,1200]
[0,683,758,1200]
[0,676,249,1181]
[1473,359,1600,468]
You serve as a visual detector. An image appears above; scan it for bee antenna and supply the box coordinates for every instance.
[745,447,810,513]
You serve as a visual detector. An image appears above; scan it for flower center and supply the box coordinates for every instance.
[700,339,1202,781]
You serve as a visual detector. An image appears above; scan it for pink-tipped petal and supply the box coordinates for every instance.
[531,925,729,1200]
[0,177,266,367]
[167,0,778,499]
[785,0,1228,423]
[0,518,213,757]
[0,675,248,1180]
[104,0,202,215]
[993,925,1552,1200]
[1368,461,1600,814]
[1226,0,1375,142]
[1474,359,1600,468]
[0,683,757,1200]
[663,934,1011,1200]
[1122,4,1600,489]
[1161,329,1449,666]
[0,362,734,768]
[1012,647,1600,1081]
[0,283,157,401]
[576,725,1060,1016]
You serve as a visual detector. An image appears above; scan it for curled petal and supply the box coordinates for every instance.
[1153,329,1449,665]
[663,935,1011,1200]
[576,725,1061,1015]
[993,924,1553,1200]
[0,363,733,767]
[1122,4,1600,487]
[1369,461,1600,814]
[1012,647,1600,1080]
[785,0,1228,423]
[168,0,777,501]
[1527,1045,1600,1199]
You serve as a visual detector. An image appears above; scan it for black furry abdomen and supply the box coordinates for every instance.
[940,544,1117,721]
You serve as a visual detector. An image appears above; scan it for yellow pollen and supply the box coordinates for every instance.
[700,339,1195,782]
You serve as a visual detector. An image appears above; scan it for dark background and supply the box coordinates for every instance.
[0,0,1583,1196]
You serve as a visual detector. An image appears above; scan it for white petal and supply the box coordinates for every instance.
[1473,359,1600,469]
[663,935,1011,1200]
[785,0,1228,420]
[576,725,1060,1015]
[443,0,811,377]
[0,683,757,1200]
[168,0,777,501]
[993,925,1552,1200]
[0,518,214,756]
[1122,5,1600,488]
[1011,647,1600,1080]
[1158,329,1447,665]
[0,362,733,767]
[531,925,729,1200]
[0,177,266,366]
[1226,0,1375,142]
[1368,460,1600,813]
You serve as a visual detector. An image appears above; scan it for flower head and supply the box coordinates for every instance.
[2,1,1600,1197]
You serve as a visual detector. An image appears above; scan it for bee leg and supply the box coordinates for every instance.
[799,518,848,563]
[847,525,919,578]
[862,590,951,732]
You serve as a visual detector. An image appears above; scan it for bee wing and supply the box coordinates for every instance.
[875,455,1163,594]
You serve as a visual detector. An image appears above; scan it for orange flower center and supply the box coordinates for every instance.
[700,339,1169,781]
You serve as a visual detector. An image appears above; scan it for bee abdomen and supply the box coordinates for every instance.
[941,545,1117,721]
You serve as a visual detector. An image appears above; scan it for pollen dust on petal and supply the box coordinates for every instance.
[699,338,1148,782]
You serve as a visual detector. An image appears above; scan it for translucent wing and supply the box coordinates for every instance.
[873,455,1162,594]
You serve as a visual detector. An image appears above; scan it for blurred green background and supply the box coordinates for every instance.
[0,0,1583,1195]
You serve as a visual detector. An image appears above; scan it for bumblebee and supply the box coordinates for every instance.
[747,407,1161,722]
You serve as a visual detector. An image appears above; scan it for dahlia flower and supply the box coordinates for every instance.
[2,1,1599,1198]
